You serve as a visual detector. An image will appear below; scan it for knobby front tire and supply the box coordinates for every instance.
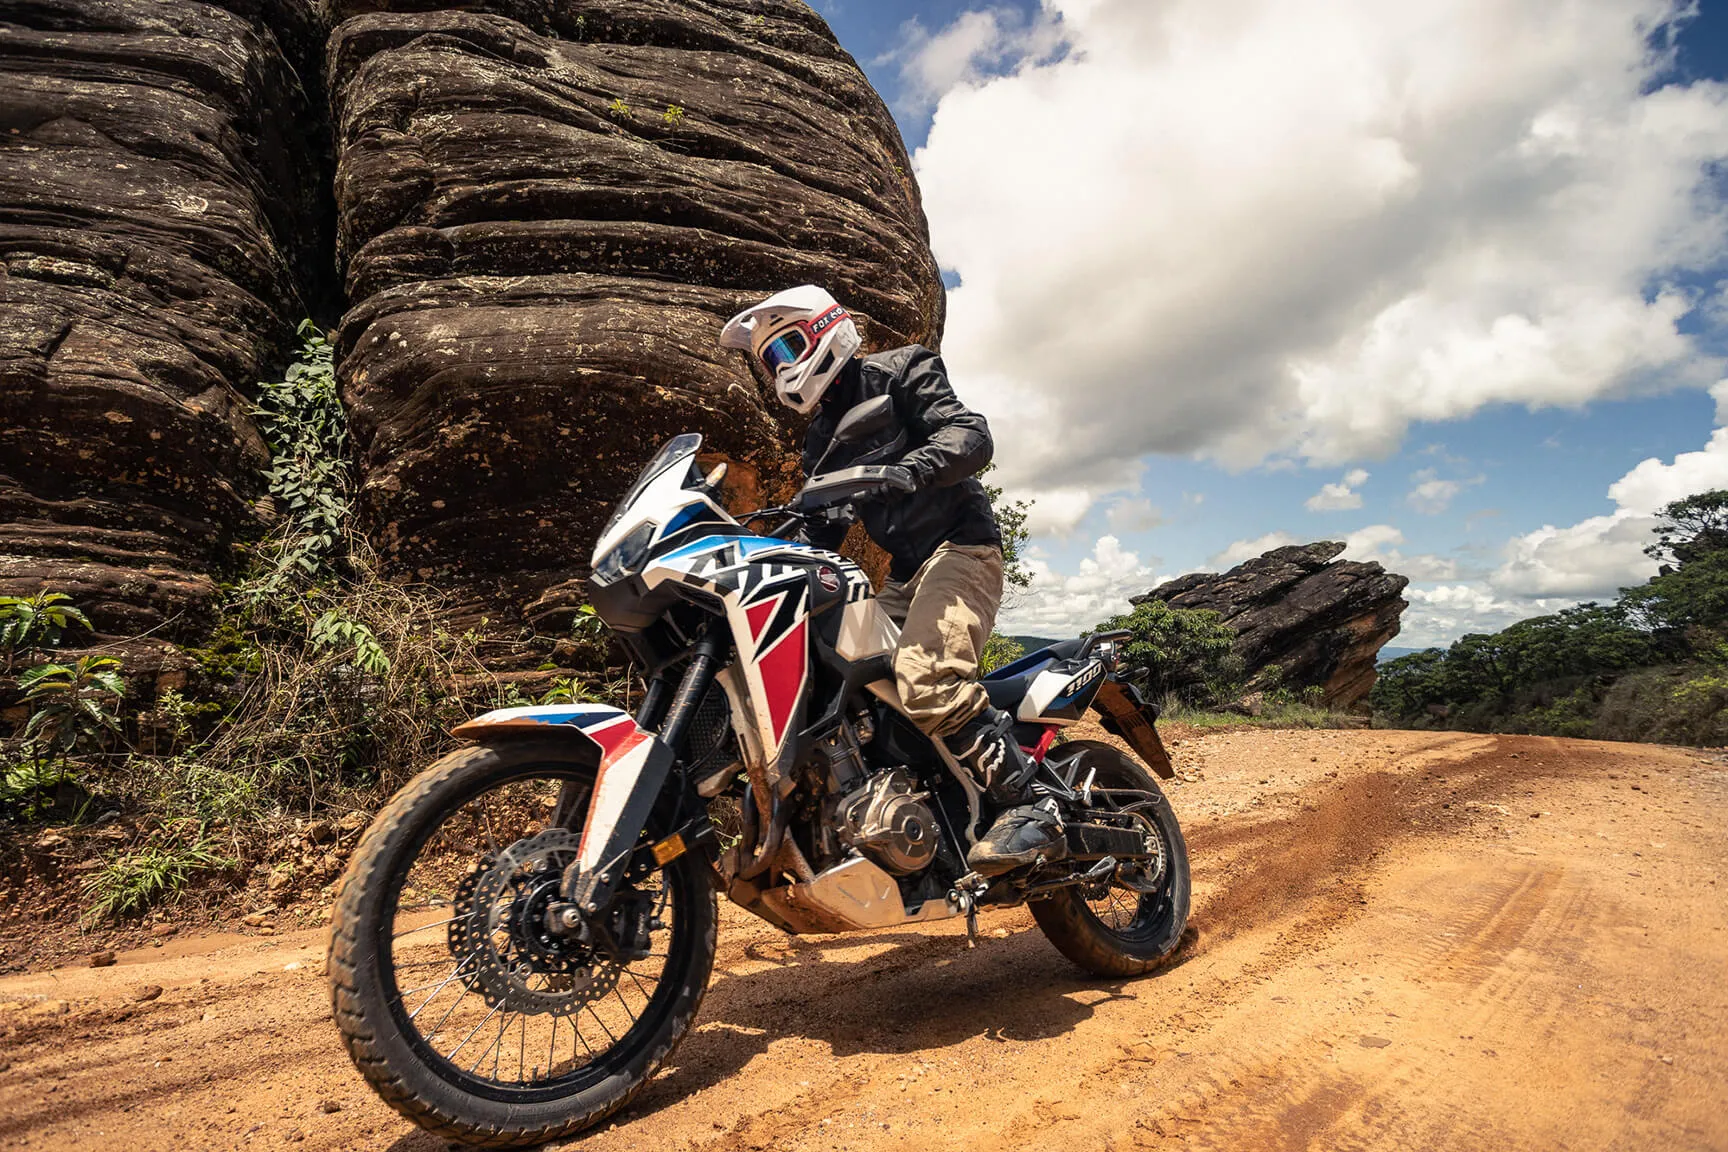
[327,739,717,1148]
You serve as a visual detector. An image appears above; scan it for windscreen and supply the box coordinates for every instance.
[605,433,703,531]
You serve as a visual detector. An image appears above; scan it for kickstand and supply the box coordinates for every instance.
[965,902,979,949]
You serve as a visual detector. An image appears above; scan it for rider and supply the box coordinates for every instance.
[720,285,1066,876]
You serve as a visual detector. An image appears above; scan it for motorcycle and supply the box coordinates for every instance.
[328,397,1190,1147]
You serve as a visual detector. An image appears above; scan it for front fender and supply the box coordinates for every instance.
[451,704,644,752]
[452,705,674,884]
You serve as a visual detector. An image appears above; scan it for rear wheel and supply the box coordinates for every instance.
[1030,740,1190,976]
[328,739,716,1148]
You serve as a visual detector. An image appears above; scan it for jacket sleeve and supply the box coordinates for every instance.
[893,346,994,488]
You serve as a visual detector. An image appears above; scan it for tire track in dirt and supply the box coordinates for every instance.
[2,731,1724,1152]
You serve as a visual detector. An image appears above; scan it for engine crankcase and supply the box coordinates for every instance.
[837,768,937,876]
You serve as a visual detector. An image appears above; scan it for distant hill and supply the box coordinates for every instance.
[1377,646,1435,663]
[1010,636,1065,652]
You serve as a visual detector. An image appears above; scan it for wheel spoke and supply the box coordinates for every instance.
[373,765,694,1097]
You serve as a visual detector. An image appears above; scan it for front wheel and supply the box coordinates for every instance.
[328,739,717,1148]
[1031,740,1190,976]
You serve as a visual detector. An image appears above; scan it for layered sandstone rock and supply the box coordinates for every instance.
[0,0,330,637]
[1136,542,1408,707]
[327,0,941,626]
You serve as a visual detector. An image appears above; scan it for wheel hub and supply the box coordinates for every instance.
[446,828,619,1016]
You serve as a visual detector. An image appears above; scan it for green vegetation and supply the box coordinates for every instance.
[1160,689,1351,732]
[1372,489,1728,744]
[82,836,236,924]
[1097,599,1243,707]
[1,324,621,922]
[0,591,90,659]
[19,655,125,755]
[980,632,1025,674]
[662,103,686,125]
[980,463,1034,591]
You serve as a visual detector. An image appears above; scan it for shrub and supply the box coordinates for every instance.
[1098,600,1242,706]
[0,591,90,658]
[980,632,1025,674]
[82,836,236,923]
[19,655,125,755]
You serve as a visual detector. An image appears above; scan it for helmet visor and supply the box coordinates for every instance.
[760,328,810,372]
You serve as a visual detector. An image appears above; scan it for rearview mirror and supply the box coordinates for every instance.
[831,395,895,444]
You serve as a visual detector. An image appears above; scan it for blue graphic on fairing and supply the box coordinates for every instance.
[661,534,812,562]
[470,705,627,728]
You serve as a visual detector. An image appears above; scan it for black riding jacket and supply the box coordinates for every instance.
[801,346,1001,583]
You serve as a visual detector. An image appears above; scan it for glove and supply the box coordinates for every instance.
[875,465,917,497]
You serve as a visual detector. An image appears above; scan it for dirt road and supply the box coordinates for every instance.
[3,728,1725,1151]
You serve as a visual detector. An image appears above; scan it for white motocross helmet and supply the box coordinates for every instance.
[720,285,862,414]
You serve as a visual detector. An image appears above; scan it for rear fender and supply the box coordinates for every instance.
[451,705,679,900]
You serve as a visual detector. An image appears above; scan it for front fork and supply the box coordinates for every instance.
[556,632,727,918]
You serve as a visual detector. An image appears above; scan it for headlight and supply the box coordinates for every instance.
[592,521,657,585]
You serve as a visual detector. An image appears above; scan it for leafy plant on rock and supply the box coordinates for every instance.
[19,655,126,756]
[0,590,90,662]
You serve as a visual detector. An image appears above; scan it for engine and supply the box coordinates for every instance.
[835,769,938,876]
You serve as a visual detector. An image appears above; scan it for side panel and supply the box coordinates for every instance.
[1019,660,1108,724]
[837,598,900,662]
[644,534,855,784]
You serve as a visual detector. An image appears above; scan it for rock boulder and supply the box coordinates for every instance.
[1135,542,1408,707]
[0,0,331,638]
[326,0,941,627]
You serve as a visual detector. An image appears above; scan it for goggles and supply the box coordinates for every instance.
[757,305,849,373]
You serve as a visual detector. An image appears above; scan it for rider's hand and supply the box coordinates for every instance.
[866,466,917,500]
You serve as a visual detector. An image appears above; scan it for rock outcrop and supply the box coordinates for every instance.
[1135,542,1408,707]
[327,0,941,626]
[0,0,331,638]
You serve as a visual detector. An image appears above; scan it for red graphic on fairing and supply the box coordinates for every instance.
[757,620,807,747]
[573,713,656,869]
[741,587,809,752]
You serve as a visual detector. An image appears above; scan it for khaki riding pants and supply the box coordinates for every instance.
[873,542,1004,739]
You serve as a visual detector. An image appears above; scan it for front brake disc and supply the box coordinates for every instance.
[447,828,618,1016]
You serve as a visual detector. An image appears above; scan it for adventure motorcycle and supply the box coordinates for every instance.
[328,397,1191,1147]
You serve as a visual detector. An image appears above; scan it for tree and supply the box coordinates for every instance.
[1645,489,1728,569]
[981,632,1025,674]
[1370,648,1447,717]
[1622,549,1728,647]
[979,463,1033,592]
[1098,601,1241,705]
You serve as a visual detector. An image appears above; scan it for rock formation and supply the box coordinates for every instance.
[326,0,941,626]
[0,0,938,639]
[0,0,331,638]
[1135,542,1408,707]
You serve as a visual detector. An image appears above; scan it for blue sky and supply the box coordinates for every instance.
[813,1,1728,645]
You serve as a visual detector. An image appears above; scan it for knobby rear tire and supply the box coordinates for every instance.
[1030,739,1191,977]
[327,739,718,1148]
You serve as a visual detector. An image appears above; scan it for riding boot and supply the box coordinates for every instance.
[943,708,1068,877]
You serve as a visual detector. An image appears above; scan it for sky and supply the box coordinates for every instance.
[811,0,1728,646]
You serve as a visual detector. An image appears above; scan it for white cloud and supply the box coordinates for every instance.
[1208,531,1300,569]
[1105,495,1164,533]
[1340,524,1461,581]
[916,0,1728,510]
[1492,423,1728,598]
[1405,469,1484,514]
[1305,468,1369,511]
[1400,584,1575,646]
[1000,534,1161,637]
[879,9,1064,114]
